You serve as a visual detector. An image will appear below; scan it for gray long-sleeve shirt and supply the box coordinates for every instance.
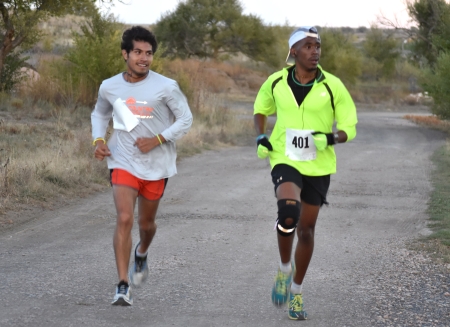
[91,71,193,180]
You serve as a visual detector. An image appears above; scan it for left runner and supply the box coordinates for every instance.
[91,25,193,306]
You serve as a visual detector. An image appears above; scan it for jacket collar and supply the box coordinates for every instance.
[283,65,326,84]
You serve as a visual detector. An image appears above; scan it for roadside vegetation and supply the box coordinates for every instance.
[427,141,450,262]
[404,115,450,262]
[0,0,449,261]
[0,55,257,215]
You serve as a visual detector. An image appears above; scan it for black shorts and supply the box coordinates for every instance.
[271,164,330,206]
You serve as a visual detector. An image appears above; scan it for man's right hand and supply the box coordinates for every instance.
[256,134,273,159]
[94,141,111,161]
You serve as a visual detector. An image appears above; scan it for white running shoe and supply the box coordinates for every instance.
[128,242,149,288]
[111,281,133,306]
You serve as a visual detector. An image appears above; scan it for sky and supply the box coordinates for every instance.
[105,0,412,28]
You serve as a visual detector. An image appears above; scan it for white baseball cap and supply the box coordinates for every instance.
[286,26,321,65]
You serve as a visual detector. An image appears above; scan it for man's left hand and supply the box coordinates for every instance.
[312,132,335,151]
[134,137,159,153]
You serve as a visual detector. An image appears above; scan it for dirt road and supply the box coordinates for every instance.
[1,110,449,326]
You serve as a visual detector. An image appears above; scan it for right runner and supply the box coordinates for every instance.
[253,26,358,320]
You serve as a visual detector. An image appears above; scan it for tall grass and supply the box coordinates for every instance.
[428,141,450,242]
[162,58,257,156]
[421,140,450,263]
[0,111,107,213]
[0,58,255,215]
[163,58,266,98]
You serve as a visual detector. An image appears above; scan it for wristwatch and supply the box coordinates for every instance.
[334,133,339,144]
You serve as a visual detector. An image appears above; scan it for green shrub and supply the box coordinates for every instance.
[319,29,362,85]
[0,51,27,93]
[421,51,450,119]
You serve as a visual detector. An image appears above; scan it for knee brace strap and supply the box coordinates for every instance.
[276,199,300,236]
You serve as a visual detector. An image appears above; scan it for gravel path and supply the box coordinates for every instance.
[370,241,450,327]
[329,111,450,327]
[0,110,448,326]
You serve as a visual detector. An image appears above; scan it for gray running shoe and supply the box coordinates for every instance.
[128,242,149,288]
[111,280,133,306]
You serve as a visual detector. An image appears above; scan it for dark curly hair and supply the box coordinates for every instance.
[121,26,158,54]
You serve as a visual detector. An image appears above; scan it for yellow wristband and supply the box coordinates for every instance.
[156,134,163,145]
[92,137,105,146]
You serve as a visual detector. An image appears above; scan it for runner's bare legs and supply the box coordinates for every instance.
[113,185,138,282]
[294,202,320,285]
[276,182,320,284]
[136,196,160,254]
[113,186,161,282]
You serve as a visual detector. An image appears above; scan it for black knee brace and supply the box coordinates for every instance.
[276,199,300,236]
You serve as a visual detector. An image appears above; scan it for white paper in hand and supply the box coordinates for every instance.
[112,98,139,132]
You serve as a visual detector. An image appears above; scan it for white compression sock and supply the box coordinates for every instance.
[279,261,292,274]
[290,281,303,294]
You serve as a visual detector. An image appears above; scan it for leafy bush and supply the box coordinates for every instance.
[363,27,400,80]
[63,12,126,104]
[319,28,362,85]
[37,13,165,107]
[0,51,27,92]
[421,50,450,119]
[154,0,277,67]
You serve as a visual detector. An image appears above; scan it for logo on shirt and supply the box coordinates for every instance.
[124,97,154,119]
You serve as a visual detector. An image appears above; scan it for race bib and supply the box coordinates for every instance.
[285,129,316,161]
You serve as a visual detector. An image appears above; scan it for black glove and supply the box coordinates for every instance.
[256,134,273,151]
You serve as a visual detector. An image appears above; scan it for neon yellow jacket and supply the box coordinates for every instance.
[254,66,357,176]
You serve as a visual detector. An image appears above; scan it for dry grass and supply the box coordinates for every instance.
[0,119,107,214]
[22,57,98,109]
[177,89,253,158]
[404,114,450,134]
[164,59,266,99]
[0,58,256,216]
[410,239,450,264]
[349,81,412,106]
